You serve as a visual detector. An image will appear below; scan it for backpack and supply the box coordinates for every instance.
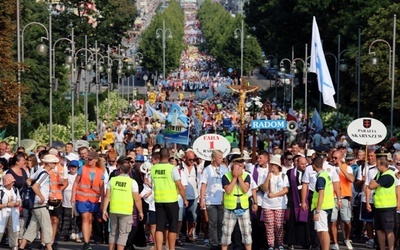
[22,171,49,209]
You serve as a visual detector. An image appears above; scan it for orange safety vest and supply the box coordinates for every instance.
[339,163,352,197]
[76,165,103,203]
[49,164,64,200]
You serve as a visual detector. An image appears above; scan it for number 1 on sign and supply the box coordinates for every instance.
[209,141,214,149]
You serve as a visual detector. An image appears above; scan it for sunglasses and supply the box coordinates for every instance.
[108,160,115,163]
[286,158,293,161]
[187,159,195,162]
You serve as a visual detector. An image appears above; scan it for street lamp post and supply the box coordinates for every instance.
[326,36,355,130]
[156,20,173,80]
[234,19,247,79]
[279,58,293,109]
[368,14,396,138]
[21,15,52,144]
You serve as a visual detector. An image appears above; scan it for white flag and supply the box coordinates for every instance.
[310,17,336,109]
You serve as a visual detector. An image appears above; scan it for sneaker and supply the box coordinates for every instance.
[82,243,92,250]
[268,247,274,250]
[344,239,353,250]
[366,239,374,248]
[175,239,184,246]
[331,243,339,250]
[278,246,285,250]
[203,239,210,247]
[76,237,82,243]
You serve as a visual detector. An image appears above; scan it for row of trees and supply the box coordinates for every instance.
[0,0,137,139]
[245,1,400,131]
[198,0,262,75]
[139,0,185,75]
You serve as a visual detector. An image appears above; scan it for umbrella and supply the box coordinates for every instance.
[17,139,37,153]
[52,140,65,149]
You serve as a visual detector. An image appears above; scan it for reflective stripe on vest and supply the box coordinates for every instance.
[49,164,64,200]
[151,163,178,203]
[110,175,134,215]
[76,166,103,203]
[311,171,334,211]
[374,170,396,209]
[223,172,249,210]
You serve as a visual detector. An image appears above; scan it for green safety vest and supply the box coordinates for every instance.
[151,163,178,203]
[223,172,249,210]
[311,171,334,211]
[374,169,397,209]
[110,175,134,215]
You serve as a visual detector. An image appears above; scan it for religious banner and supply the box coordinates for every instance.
[164,104,190,145]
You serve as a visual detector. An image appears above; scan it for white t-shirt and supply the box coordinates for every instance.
[262,173,289,210]
[0,186,21,214]
[356,163,378,203]
[34,169,50,205]
[248,164,269,206]
[183,164,199,200]
[62,173,78,208]
[200,164,229,205]
[302,161,340,192]
[178,167,188,208]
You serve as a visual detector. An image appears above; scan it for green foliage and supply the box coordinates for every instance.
[98,91,128,122]
[320,111,355,133]
[139,0,184,74]
[198,0,262,75]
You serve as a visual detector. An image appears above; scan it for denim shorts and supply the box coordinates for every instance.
[76,200,100,214]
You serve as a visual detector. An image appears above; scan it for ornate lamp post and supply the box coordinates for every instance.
[368,14,396,138]
[156,20,173,80]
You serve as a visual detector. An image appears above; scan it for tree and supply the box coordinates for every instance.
[0,0,24,128]
[139,0,184,74]
[198,0,262,75]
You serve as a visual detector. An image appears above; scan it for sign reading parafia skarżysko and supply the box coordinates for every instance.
[347,117,387,145]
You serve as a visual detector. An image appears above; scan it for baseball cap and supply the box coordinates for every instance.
[68,160,79,168]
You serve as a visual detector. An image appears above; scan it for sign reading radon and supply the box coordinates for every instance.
[192,134,231,161]
[347,117,387,145]
[251,120,287,130]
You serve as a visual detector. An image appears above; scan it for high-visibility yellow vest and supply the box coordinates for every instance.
[110,175,134,215]
[223,172,249,210]
[311,171,334,211]
[151,163,178,203]
[374,169,397,209]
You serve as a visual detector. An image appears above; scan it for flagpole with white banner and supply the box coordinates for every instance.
[310,16,337,109]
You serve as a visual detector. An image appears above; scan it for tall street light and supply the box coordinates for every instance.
[264,54,279,98]
[326,36,355,130]
[86,41,106,134]
[156,20,173,80]
[20,13,54,145]
[234,19,249,79]
[368,14,396,138]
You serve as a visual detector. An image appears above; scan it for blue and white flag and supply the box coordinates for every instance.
[145,103,166,122]
[167,103,189,127]
[312,108,323,132]
[310,17,336,109]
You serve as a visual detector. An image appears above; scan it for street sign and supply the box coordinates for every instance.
[347,117,387,145]
[192,133,231,161]
[143,75,148,81]
[251,119,287,130]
